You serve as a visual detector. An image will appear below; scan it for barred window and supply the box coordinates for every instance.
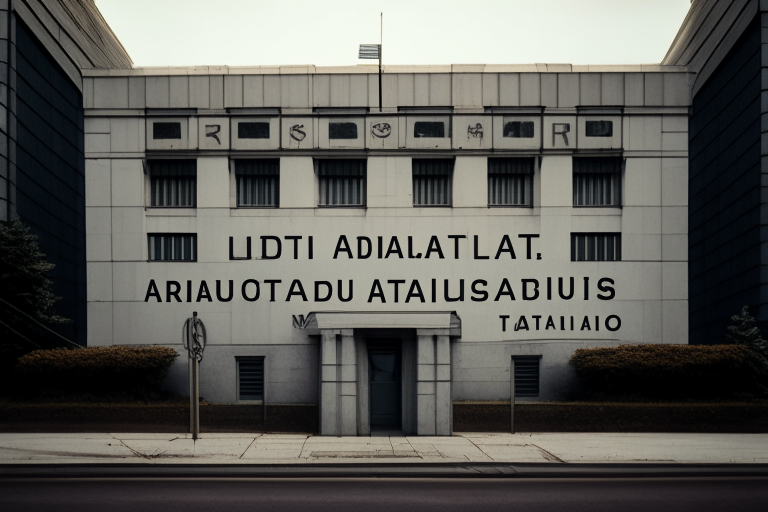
[573,157,621,207]
[571,233,621,261]
[316,159,366,206]
[148,234,197,261]
[236,159,279,207]
[488,158,534,206]
[237,356,265,402]
[149,160,196,207]
[413,159,453,206]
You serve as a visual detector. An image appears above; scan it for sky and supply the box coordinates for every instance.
[94,0,692,68]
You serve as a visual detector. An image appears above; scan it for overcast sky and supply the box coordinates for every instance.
[95,0,692,68]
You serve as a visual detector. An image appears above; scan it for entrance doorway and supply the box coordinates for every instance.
[368,340,402,428]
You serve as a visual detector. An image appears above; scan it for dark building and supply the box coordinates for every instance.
[664,0,767,344]
[0,0,130,344]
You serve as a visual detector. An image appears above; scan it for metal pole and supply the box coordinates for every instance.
[510,357,515,434]
[189,356,194,434]
[192,358,200,439]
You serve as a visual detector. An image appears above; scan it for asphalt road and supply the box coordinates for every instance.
[1,477,767,512]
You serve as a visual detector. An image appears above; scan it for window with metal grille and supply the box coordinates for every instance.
[488,158,534,206]
[513,356,540,398]
[573,157,621,207]
[412,159,453,206]
[571,233,622,261]
[316,159,366,206]
[149,160,196,207]
[148,234,197,261]
[237,356,264,402]
[235,159,279,207]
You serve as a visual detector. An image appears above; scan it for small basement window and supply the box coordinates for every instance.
[513,356,540,398]
[237,356,265,402]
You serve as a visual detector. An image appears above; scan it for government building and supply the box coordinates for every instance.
[0,0,761,435]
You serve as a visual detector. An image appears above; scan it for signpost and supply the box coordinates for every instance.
[510,357,516,434]
[183,312,206,440]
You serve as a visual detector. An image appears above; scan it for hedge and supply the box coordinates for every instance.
[569,344,768,399]
[14,346,179,399]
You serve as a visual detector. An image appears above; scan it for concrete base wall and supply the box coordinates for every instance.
[162,343,319,404]
[453,339,628,401]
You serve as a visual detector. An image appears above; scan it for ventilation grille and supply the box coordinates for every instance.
[514,357,540,397]
[238,357,264,401]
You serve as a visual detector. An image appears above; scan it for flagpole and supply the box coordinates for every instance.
[379,12,383,112]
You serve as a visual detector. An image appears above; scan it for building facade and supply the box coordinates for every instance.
[13,0,767,436]
[82,66,690,434]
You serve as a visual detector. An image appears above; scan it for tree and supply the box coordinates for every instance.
[0,220,68,350]
[726,306,768,358]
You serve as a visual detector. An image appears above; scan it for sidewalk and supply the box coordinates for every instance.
[1,432,767,465]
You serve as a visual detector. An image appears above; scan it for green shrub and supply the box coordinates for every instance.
[14,346,179,399]
[570,344,768,400]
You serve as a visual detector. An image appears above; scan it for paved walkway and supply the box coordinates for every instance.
[1,432,767,464]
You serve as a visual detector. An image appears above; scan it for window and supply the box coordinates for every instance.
[316,159,366,206]
[235,159,279,207]
[513,356,540,398]
[149,160,196,207]
[413,121,445,138]
[571,233,621,261]
[152,122,181,139]
[573,157,621,206]
[329,122,358,139]
[585,120,613,137]
[238,122,270,139]
[488,158,534,206]
[237,356,265,402]
[148,234,197,261]
[503,121,534,138]
[412,159,453,206]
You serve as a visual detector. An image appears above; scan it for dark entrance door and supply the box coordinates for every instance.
[369,341,402,427]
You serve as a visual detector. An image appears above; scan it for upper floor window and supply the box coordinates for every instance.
[149,160,196,207]
[412,159,453,206]
[571,233,621,261]
[316,159,366,206]
[488,158,534,207]
[148,233,197,261]
[573,157,621,207]
[236,159,279,207]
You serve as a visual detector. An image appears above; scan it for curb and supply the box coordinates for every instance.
[2,463,768,479]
